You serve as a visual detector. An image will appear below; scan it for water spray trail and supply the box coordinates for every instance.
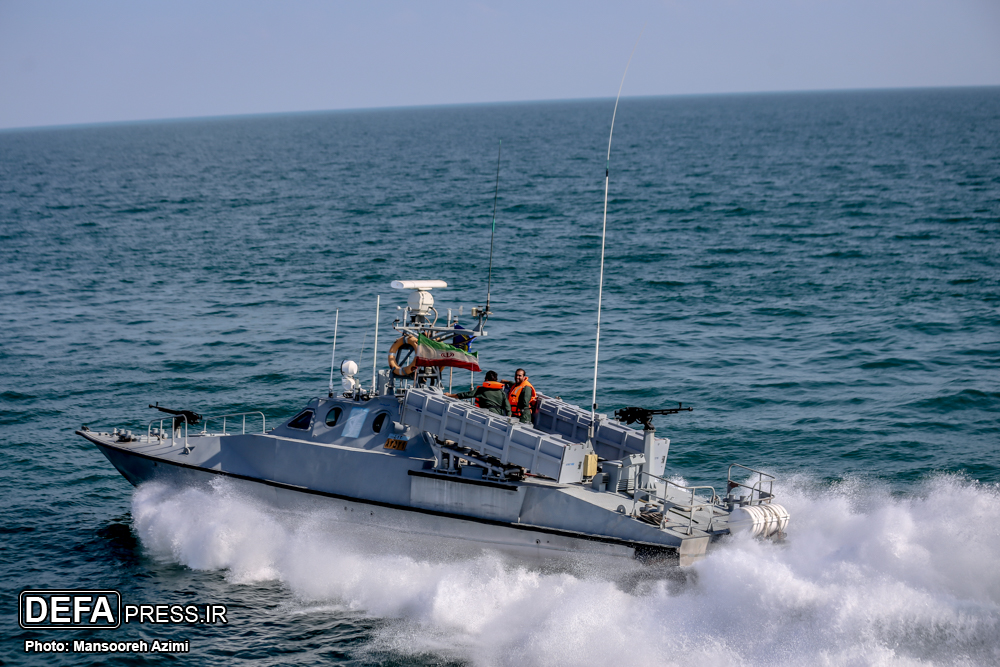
[132,475,1000,667]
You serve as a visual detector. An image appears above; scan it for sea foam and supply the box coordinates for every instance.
[131,475,1000,666]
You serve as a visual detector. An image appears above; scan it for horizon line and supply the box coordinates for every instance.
[2,83,997,134]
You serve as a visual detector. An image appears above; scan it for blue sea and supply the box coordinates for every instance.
[2,88,999,666]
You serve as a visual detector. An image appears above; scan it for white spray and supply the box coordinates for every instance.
[131,475,1000,667]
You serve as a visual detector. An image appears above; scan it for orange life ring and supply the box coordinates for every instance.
[387,336,419,377]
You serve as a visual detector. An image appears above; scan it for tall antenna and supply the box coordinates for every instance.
[590,26,645,437]
[371,295,380,393]
[328,308,339,397]
[485,140,502,313]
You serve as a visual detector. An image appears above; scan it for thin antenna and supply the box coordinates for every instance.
[371,295,380,393]
[328,308,340,397]
[485,140,502,313]
[590,25,645,438]
[359,333,368,371]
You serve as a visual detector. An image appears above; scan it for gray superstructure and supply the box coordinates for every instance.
[79,280,788,565]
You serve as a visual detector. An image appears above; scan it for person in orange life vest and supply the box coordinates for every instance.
[446,370,511,416]
[505,368,536,424]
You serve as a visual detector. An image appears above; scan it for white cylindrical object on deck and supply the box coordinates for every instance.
[728,503,790,537]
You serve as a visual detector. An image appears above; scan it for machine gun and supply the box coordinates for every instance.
[148,403,202,427]
[614,404,692,431]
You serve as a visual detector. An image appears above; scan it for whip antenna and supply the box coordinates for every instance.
[590,26,645,438]
[485,140,502,314]
[328,308,339,397]
[371,295,380,393]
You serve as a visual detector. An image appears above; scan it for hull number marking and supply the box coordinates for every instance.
[384,438,408,451]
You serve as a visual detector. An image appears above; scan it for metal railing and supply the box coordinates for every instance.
[200,412,267,436]
[148,415,190,453]
[727,464,776,505]
[633,471,717,535]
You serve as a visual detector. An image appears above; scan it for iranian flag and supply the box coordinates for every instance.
[415,334,481,371]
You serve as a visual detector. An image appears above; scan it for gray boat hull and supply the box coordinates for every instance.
[81,424,711,565]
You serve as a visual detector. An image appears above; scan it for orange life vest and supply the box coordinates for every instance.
[475,381,506,408]
[508,379,536,417]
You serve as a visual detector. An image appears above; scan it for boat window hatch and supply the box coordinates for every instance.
[287,410,314,430]
[325,406,343,427]
[372,412,388,434]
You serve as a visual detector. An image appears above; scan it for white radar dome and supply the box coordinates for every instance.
[340,360,359,376]
[407,289,434,313]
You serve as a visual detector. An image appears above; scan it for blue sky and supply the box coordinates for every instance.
[1,0,998,130]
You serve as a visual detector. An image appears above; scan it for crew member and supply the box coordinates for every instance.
[506,368,536,424]
[447,370,510,416]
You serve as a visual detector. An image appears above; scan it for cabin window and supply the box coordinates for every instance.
[372,412,388,434]
[325,406,343,427]
[287,410,314,430]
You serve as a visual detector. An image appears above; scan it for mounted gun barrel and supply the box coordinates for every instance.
[614,404,692,431]
[148,403,202,426]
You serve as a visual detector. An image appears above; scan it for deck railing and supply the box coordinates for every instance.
[147,415,190,453]
[633,471,717,535]
[727,464,776,505]
[200,412,267,436]
[146,412,266,454]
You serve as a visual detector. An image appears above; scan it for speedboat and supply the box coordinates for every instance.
[78,279,788,566]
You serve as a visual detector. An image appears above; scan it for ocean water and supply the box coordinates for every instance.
[1,88,999,665]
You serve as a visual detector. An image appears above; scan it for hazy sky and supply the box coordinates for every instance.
[1,0,999,130]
